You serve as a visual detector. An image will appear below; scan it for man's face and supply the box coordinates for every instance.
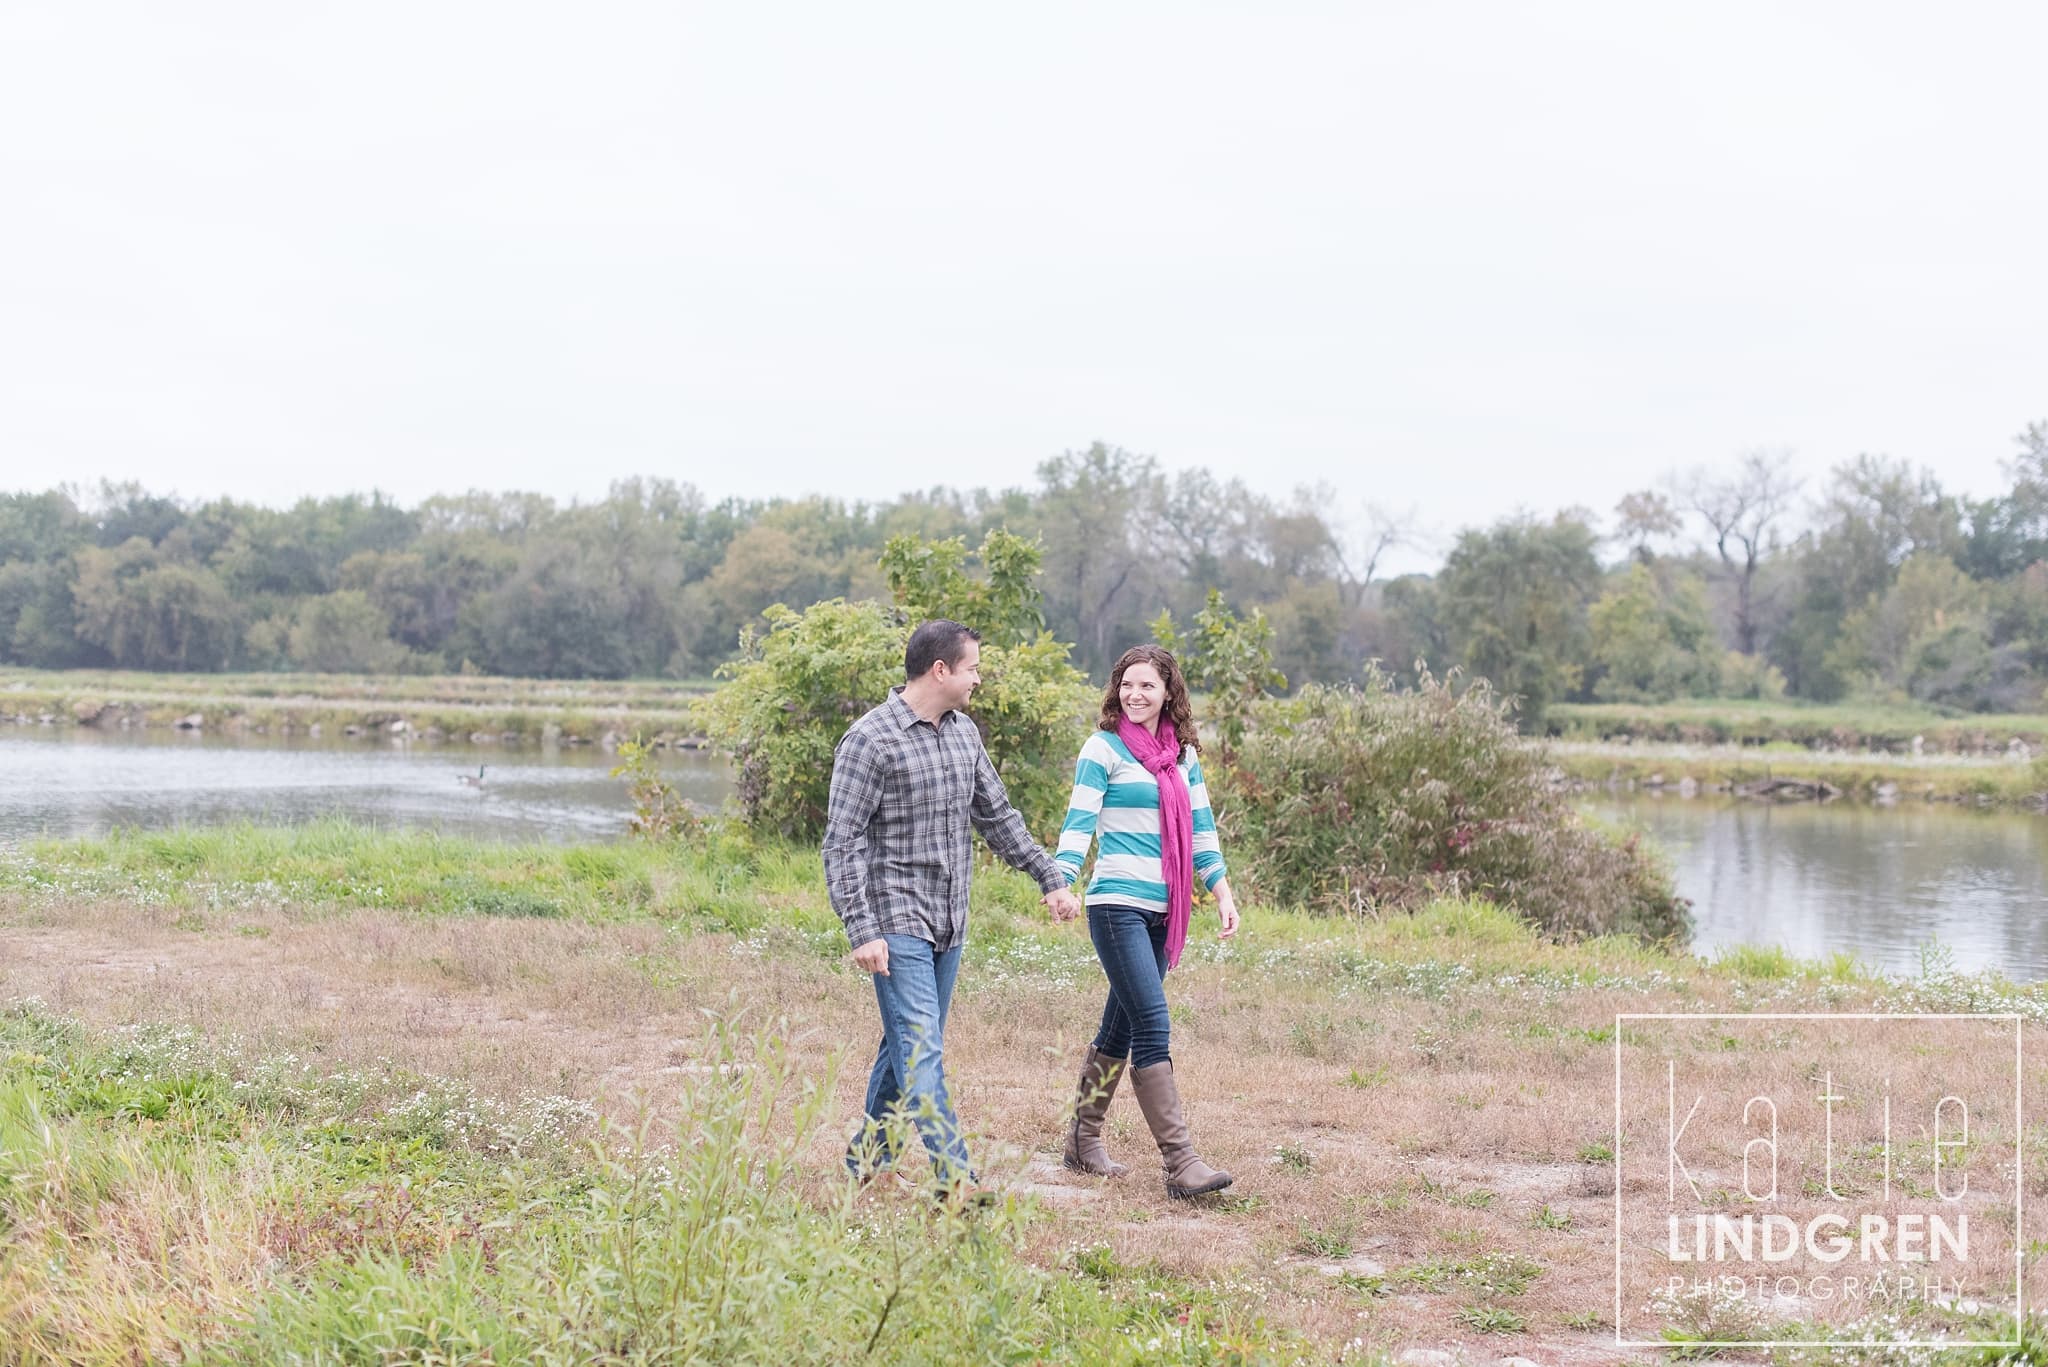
[933,640,981,711]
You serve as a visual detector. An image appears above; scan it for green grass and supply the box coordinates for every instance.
[1291,1218,1358,1259]
[1547,698,2048,750]
[0,820,827,935]
[0,822,1722,986]
[1388,1252,1541,1298]
[0,1001,1300,1365]
[1453,1304,1526,1334]
[0,665,714,745]
[1553,742,2045,807]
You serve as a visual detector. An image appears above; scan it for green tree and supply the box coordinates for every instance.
[1823,553,2032,709]
[1960,421,2048,580]
[1776,457,1966,698]
[1429,513,1602,729]
[474,542,636,679]
[70,540,238,669]
[287,591,408,673]
[0,561,98,667]
[1026,443,1168,673]
[1588,564,1722,702]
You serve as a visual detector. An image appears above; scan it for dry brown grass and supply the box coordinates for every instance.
[4,893,2040,1364]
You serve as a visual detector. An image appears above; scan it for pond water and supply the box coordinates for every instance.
[1586,795,2048,981]
[5,730,2045,981]
[0,728,730,845]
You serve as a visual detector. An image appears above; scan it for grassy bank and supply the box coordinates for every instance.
[1552,740,2048,809]
[1547,698,2048,754]
[0,666,713,747]
[5,824,2046,1363]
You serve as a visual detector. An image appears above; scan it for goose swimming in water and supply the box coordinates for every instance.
[458,765,487,789]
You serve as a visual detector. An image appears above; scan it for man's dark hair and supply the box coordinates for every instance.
[905,619,980,679]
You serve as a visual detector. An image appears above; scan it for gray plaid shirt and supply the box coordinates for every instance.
[823,687,1066,951]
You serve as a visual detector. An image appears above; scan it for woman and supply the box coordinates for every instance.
[1055,643,1239,1198]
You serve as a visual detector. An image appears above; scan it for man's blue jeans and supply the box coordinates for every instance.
[1088,902,1173,1069]
[845,933,974,1186]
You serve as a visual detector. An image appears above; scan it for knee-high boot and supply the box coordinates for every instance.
[1062,1047,1131,1177]
[1129,1061,1233,1198]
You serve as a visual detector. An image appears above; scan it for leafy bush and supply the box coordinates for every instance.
[1719,650,1789,701]
[697,532,1093,840]
[696,598,904,839]
[610,736,708,841]
[882,531,1095,835]
[1217,669,1689,941]
[1153,589,1286,762]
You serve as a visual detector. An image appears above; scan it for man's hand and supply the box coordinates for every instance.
[1043,887,1081,923]
[852,938,890,976]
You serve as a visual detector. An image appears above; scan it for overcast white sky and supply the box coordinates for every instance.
[2,2,2042,570]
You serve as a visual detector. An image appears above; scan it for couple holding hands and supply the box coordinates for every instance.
[823,619,1239,1204]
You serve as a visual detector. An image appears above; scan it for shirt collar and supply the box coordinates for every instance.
[886,685,927,730]
[888,684,960,731]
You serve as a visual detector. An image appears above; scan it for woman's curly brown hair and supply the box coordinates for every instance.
[1097,644,1200,752]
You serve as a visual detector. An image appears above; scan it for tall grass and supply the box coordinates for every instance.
[0,1003,1296,1365]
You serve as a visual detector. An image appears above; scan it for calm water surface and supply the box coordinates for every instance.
[1587,795,2048,981]
[6,730,2045,980]
[0,729,730,844]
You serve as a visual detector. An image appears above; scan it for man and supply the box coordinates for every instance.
[823,618,1081,1200]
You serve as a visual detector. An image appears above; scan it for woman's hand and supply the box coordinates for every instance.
[1214,880,1239,940]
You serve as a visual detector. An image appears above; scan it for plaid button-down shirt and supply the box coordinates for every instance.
[823,687,1066,951]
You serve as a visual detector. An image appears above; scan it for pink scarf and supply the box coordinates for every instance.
[1117,717,1194,969]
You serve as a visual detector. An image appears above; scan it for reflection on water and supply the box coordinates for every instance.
[0,729,731,844]
[1587,796,2048,982]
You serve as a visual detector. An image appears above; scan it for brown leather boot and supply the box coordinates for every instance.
[1062,1047,1130,1177]
[1129,1061,1233,1198]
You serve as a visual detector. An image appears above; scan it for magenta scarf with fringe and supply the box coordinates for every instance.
[1116,717,1193,969]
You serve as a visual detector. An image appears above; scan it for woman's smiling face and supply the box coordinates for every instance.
[1119,661,1165,731]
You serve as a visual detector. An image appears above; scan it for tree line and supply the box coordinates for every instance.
[2,425,2044,721]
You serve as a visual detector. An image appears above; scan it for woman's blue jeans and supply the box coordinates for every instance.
[844,933,974,1187]
[1087,902,1173,1069]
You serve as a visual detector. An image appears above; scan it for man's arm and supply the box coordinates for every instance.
[969,742,1066,894]
[822,730,887,952]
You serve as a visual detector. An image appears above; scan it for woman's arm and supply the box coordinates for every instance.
[1054,736,1112,888]
[1210,876,1240,939]
[1188,755,1237,937]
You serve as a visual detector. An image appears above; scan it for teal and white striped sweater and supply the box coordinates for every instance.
[1055,730,1227,912]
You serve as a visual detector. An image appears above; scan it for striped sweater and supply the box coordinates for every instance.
[1055,730,1228,912]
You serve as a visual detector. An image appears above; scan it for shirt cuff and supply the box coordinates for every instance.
[1033,857,1070,893]
[841,910,883,948]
